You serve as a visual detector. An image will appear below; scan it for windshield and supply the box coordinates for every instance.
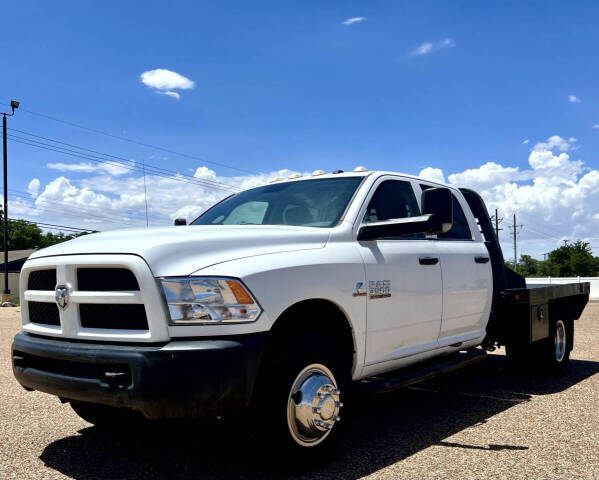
[192,177,364,228]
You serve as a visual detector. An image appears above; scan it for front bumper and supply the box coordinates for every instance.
[12,331,266,419]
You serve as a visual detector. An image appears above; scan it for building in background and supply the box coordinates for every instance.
[0,249,36,302]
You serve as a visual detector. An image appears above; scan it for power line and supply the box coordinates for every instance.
[0,103,255,174]
[8,186,165,223]
[8,133,241,193]
[8,127,242,193]
[6,189,146,228]
[9,218,98,233]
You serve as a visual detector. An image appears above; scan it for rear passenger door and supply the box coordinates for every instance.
[418,185,493,346]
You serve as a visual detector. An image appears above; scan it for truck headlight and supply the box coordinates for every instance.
[160,277,262,324]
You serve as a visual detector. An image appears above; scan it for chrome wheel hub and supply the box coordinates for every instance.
[555,320,566,362]
[287,364,343,446]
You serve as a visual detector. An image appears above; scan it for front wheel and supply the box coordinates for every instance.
[251,336,351,466]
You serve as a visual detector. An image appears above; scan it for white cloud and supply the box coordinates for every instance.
[418,167,446,184]
[568,95,581,103]
[522,139,530,144]
[140,69,195,100]
[47,161,130,176]
[28,178,40,197]
[159,91,180,100]
[17,135,599,259]
[430,135,599,257]
[592,124,599,129]
[533,135,575,152]
[342,17,366,25]
[410,38,454,56]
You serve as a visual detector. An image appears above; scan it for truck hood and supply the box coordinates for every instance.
[29,225,329,277]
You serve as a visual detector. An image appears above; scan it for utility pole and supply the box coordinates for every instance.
[142,159,149,227]
[1,100,19,303]
[543,252,549,261]
[491,208,503,239]
[562,239,570,247]
[509,213,523,272]
[513,214,517,272]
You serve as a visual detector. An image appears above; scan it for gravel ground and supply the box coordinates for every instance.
[1,304,598,480]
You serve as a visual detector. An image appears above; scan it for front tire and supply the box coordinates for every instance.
[251,334,351,466]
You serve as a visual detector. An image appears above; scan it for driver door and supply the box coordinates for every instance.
[356,178,443,369]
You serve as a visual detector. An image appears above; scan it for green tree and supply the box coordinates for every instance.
[0,208,84,250]
[517,254,540,276]
[540,241,598,277]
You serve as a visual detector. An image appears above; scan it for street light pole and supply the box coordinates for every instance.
[2,114,8,297]
[1,100,19,302]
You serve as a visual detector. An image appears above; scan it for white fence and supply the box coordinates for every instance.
[526,277,599,300]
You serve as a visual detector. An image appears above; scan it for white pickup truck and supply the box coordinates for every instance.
[12,169,590,462]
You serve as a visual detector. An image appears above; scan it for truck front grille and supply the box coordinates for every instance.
[77,268,140,291]
[28,301,60,326]
[80,304,148,330]
[22,256,167,343]
[28,269,57,291]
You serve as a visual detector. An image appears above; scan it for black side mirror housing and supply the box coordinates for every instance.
[421,187,453,234]
[357,187,453,241]
[174,218,187,226]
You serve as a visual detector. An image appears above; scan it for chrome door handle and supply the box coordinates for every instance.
[419,257,439,265]
[475,256,490,264]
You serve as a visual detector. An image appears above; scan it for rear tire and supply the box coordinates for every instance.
[251,333,351,467]
[505,318,572,373]
[69,401,146,430]
[538,318,572,373]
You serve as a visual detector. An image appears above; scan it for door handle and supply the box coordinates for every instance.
[475,256,490,264]
[419,257,439,265]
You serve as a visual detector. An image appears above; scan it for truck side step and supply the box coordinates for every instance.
[358,349,487,395]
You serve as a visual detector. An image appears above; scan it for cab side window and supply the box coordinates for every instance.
[420,184,472,240]
[364,180,423,239]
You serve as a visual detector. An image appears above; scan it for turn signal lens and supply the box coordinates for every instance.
[226,280,254,304]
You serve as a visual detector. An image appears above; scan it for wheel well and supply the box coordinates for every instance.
[267,299,356,373]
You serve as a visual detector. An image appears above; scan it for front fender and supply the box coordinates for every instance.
[191,245,367,380]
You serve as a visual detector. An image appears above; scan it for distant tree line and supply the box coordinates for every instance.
[506,241,599,277]
[0,211,87,250]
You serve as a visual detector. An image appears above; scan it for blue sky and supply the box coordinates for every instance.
[1,1,599,258]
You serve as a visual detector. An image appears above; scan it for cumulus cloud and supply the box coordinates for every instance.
[425,135,599,257]
[28,178,40,197]
[17,135,599,258]
[410,38,454,56]
[533,135,575,152]
[342,17,366,25]
[140,69,195,100]
[568,95,581,103]
[418,167,446,184]
[19,164,306,232]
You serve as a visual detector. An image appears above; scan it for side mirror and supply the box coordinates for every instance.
[421,187,453,234]
[357,187,453,241]
[174,218,187,226]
